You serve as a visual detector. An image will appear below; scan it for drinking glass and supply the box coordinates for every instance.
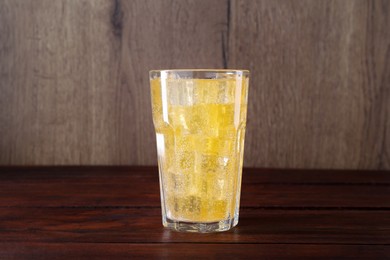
[150,69,249,232]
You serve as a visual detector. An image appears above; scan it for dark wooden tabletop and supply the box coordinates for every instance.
[0,166,389,259]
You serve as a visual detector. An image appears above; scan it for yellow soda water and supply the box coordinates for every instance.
[151,77,248,223]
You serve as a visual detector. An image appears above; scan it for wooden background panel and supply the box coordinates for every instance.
[0,0,389,168]
[117,0,227,164]
[0,0,227,165]
[230,0,390,169]
[0,0,121,165]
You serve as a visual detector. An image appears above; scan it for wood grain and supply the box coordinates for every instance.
[0,167,389,208]
[0,166,389,257]
[1,207,390,244]
[0,0,121,165]
[1,243,389,259]
[230,0,390,169]
[0,0,227,165]
[0,0,389,168]
[116,0,227,164]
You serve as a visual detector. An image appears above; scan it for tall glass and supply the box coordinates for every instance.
[150,70,249,232]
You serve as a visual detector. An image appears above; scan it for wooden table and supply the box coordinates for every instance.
[0,167,389,258]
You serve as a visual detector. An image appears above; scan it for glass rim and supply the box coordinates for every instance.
[150,69,249,77]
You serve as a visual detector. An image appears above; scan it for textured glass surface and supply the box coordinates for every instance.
[150,70,249,232]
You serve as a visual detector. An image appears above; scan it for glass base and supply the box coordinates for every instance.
[163,215,239,233]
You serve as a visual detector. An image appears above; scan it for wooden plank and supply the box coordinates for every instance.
[0,208,389,244]
[110,0,228,165]
[241,185,390,208]
[0,0,120,165]
[0,167,389,208]
[229,0,390,169]
[242,168,390,184]
[2,166,390,184]
[0,0,228,165]
[1,243,389,259]
[1,179,389,208]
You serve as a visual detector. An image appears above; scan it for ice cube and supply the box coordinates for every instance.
[197,154,231,174]
[167,79,195,106]
[195,137,234,157]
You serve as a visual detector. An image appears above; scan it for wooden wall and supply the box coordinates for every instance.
[0,0,389,169]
